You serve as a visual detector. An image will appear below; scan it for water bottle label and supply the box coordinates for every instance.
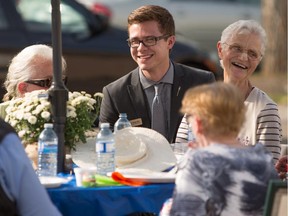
[96,141,115,153]
[41,146,58,154]
[38,142,57,153]
[188,124,196,142]
[44,141,58,145]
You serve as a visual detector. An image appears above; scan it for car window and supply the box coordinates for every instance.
[0,6,8,29]
[16,0,89,35]
[170,0,260,4]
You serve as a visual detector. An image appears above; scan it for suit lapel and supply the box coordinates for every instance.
[169,64,185,142]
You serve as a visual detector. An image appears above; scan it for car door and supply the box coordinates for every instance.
[166,0,261,57]
[0,0,131,97]
[0,0,33,98]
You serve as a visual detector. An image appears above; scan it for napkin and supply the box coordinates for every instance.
[95,175,123,186]
[111,172,148,186]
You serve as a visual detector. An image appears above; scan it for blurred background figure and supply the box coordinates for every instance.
[167,82,279,216]
[0,44,67,118]
[0,118,61,216]
[176,20,282,165]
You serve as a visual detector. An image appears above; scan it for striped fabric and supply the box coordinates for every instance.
[239,88,282,164]
[176,87,282,165]
[175,114,189,143]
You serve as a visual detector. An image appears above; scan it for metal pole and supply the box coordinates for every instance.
[50,0,68,173]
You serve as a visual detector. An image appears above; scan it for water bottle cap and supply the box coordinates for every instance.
[44,123,53,128]
[100,123,110,128]
[65,154,72,159]
[119,113,127,117]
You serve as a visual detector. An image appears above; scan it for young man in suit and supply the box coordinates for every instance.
[99,5,215,143]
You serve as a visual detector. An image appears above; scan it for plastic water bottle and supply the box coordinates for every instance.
[114,113,132,132]
[38,123,58,176]
[96,123,115,176]
[188,123,196,143]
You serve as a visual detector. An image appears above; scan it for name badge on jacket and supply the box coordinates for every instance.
[130,118,143,127]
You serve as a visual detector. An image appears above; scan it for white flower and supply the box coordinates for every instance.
[28,116,37,124]
[18,130,26,138]
[41,111,51,120]
[10,120,18,127]
[67,110,77,118]
[94,92,103,98]
[5,89,99,150]
[24,105,33,112]
[23,112,32,120]
[15,111,24,120]
[36,104,45,112]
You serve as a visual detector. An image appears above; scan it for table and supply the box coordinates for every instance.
[47,177,175,216]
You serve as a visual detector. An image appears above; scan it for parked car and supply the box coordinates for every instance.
[0,0,220,101]
[78,0,261,60]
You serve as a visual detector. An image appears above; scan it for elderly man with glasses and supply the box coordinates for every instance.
[0,44,67,118]
[99,5,215,143]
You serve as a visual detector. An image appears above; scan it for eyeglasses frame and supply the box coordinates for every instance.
[127,35,171,48]
[25,76,68,88]
[222,42,263,61]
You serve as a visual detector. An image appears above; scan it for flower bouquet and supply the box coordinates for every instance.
[5,90,102,151]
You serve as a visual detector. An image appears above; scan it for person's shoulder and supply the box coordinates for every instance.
[173,63,216,86]
[0,119,17,143]
[249,87,278,107]
[0,101,10,119]
[104,68,138,90]
[175,63,214,75]
[174,63,216,82]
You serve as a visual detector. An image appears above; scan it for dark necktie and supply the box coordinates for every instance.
[151,84,166,137]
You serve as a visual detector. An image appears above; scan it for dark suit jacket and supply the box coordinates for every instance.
[99,63,215,143]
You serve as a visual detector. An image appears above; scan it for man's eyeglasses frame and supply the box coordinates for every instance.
[127,35,171,48]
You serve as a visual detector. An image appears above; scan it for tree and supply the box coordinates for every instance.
[261,0,287,75]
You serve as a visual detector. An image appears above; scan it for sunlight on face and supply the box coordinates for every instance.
[128,21,174,77]
[219,32,262,82]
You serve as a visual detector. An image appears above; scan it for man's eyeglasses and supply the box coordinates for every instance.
[25,77,68,88]
[223,42,262,61]
[127,35,170,48]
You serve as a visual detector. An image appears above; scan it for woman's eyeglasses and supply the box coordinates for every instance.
[223,42,262,61]
[25,77,68,88]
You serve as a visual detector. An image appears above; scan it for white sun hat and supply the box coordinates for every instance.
[71,127,177,172]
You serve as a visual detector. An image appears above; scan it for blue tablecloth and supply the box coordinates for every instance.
[47,176,175,216]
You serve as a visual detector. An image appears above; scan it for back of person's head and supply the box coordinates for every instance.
[127,5,175,37]
[3,44,67,101]
[220,19,267,55]
[181,82,246,138]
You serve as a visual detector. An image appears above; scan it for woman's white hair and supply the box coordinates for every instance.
[3,44,67,100]
[219,19,267,69]
[220,19,267,55]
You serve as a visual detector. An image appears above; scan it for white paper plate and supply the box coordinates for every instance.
[39,176,69,188]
